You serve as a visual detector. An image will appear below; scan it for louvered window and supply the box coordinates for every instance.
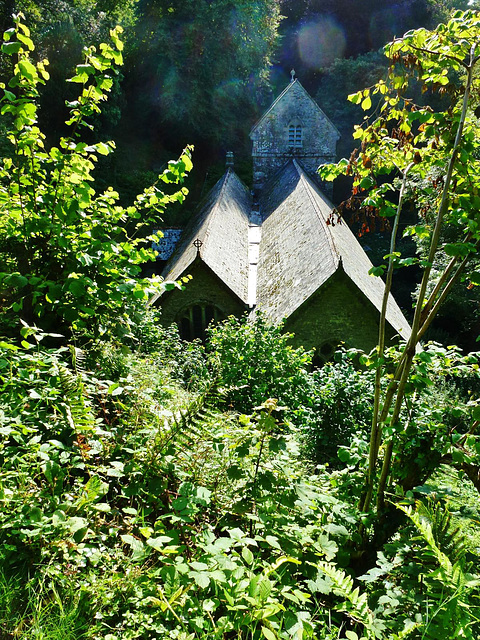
[288,124,302,148]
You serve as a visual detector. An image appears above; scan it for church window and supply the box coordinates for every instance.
[177,304,223,341]
[288,124,303,148]
[312,341,338,368]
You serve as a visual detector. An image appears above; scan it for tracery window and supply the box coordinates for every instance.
[288,124,303,148]
[178,304,223,341]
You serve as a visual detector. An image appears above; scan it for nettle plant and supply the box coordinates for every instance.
[320,11,480,530]
[0,14,192,339]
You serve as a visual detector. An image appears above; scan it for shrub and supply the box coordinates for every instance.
[206,315,312,414]
[298,349,375,467]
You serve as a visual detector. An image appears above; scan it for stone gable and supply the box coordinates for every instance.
[250,79,340,189]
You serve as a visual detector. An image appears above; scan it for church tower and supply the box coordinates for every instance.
[250,72,340,191]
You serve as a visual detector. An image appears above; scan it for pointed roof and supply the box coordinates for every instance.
[250,79,340,138]
[158,169,251,304]
[256,160,411,340]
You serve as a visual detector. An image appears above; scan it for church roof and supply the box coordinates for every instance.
[159,169,250,304]
[250,79,340,139]
[256,160,411,340]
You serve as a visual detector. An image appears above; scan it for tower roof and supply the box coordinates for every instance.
[250,78,340,139]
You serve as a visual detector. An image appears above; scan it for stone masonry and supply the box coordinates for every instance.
[250,78,340,191]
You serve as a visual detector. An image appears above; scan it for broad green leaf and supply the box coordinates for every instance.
[2,41,21,54]
[261,628,277,640]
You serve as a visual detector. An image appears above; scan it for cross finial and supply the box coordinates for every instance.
[193,238,203,255]
[290,69,296,82]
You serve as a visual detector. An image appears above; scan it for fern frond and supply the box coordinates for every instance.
[397,502,453,575]
[316,561,379,639]
[69,345,86,376]
[58,363,95,434]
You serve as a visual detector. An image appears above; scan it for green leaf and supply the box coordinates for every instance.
[17,59,37,81]
[5,273,28,288]
[68,279,86,297]
[361,95,372,110]
[258,576,272,601]
[369,265,386,277]
[2,41,21,54]
[192,572,210,588]
[107,383,124,396]
[91,502,111,512]
[95,141,112,156]
[147,536,174,552]
[120,535,146,561]
[261,627,277,640]
[17,33,34,50]
[242,546,254,565]
[348,90,362,104]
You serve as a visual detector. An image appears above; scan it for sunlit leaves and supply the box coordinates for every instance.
[0,16,192,338]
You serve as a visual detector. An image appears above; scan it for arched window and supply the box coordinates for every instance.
[177,304,223,341]
[312,341,338,368]
[288,124,303,148]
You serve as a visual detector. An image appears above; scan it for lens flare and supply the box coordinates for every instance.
[297,16,346,70]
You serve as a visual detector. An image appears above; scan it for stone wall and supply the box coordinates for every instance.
[251,81,339,190]
[158,260,247,329]
[285,271,400,355]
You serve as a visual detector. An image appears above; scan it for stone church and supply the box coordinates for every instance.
[153,75,411,359]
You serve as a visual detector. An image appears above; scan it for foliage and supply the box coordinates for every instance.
[0,15,192,339]
[207,314,312,415]
[3,322,479,639]
[3,12,480,640]
[298,348,375,467]
[316,51,388,158]
[0,330,356,639]
[360,499,480,639]
[319,9,480,534]
[126,0,281,153]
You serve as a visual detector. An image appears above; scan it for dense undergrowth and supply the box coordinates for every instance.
[1,315,480,640]
[1,13,480,640]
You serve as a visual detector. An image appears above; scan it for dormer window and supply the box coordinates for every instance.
[288,124,303,148]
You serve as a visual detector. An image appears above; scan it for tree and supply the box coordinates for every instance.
[277,0,471,89]
[320,10,480,548]
[123,0,282,155]
[0,14,192,340]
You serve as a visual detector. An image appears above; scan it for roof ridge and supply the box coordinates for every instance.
[292,159,340,265]
[200,169,234,254]
[249,80,295,135]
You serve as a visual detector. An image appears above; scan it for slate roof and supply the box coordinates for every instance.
[250,79,340,138]
[156,169,251,304]
[256,160,412,340]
